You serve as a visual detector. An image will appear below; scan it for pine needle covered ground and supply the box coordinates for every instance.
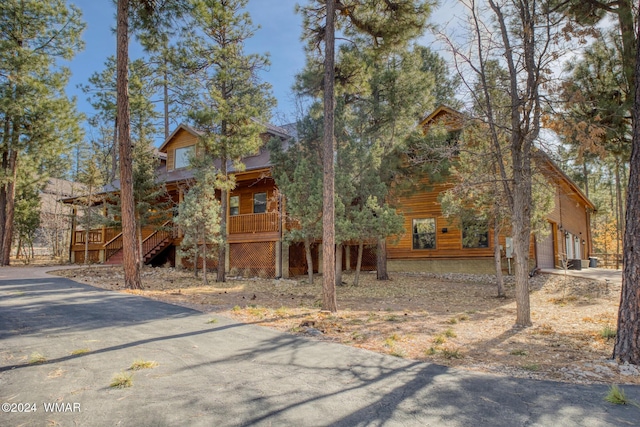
[52,266,638,385]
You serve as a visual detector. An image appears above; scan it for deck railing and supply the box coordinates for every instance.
[104,232,123,261]
[142,221,175,259]
[74,230,103,245]
[590,253,623,269]
[229,212,279,234]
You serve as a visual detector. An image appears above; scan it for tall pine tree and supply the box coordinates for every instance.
[179,0,275,283]
[297,0,433,311]
[0,0,85,265]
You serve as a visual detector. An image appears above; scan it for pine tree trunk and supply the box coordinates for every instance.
[84,227,89,265]
[354,241,363,286]
[163,64,170,140]
[616,0,636,106]
[615,159,624,269]
[1,150,18,266]
[0,122,9,254]
[116,0,142,289]
[194,245,199,278]
[0,186,5,259]
[321,0,337,312]
[511,151,532,327]
[613,31,640,364]
[137,222,144,270]
[111,117,118,183]
[218,189,227,283]
[493,215,504,297]
[202,241,208,286]
[582,159,589,199]
[218,188,228,283]
[335,244,343,286]
[376,237,389,280]
[304,237,314,285]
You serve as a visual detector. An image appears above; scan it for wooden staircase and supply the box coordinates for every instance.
[104,222,174,266]
[104,250,124,265]
[142,225,174,264]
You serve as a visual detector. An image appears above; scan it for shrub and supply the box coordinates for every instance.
[28,352,46,365]
[390,348,406,358]
[442,348,463,359]
[600,325,617,340]
[351,331,366,341]
[433,335,446,345]
[129,359,158,371]
[443,328,456,338]
[110,372,133,388]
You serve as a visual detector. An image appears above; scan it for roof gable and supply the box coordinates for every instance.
[158,124,202,153]
[419,105,464,131]
[419,105,595,211]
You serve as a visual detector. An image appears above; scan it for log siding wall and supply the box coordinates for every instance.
[387,181,495,260]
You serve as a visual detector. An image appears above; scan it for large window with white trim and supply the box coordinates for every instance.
[174,145,194,169]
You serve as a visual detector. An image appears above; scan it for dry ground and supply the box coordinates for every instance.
[50,265,639,386]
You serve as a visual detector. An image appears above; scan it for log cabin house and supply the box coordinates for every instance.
[64,106,595,276]
[385,106,595,274]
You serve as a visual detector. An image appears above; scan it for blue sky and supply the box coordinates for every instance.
[65,1,452,143]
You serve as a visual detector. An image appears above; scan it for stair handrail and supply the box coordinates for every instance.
[142,221,174,260]
[104,231,124,261]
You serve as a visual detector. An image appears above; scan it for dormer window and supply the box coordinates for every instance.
[174,145,194,169]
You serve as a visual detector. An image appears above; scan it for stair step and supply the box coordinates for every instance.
[105,231,173,266]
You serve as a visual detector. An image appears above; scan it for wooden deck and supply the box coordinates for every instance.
[229,212,279,234]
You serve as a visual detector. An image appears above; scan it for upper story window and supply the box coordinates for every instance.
[229,195,240,216]
[253,192,267,214]
[412,218,436,250]
[174,145,194,169]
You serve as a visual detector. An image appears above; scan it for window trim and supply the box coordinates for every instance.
[253,192,267,214]
[412,218,436,250]
[229,195,240,216]
[174,145,194,169]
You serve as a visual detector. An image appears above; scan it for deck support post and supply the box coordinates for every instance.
[225,242,230,273]
[281,241,289,279]
[345,246,351,272]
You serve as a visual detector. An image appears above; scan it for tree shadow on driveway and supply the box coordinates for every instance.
[2,273,640,427]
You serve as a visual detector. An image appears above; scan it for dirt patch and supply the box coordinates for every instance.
[51,265,638,385]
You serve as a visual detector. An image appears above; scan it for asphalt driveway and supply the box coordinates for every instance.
[1,266,639,427]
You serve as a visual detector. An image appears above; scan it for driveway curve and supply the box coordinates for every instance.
[1,266,638,427]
